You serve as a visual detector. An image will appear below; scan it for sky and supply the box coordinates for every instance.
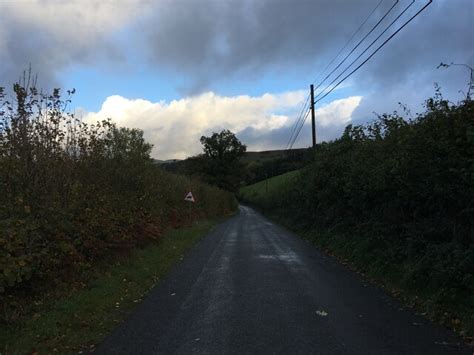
[0,0,472,159]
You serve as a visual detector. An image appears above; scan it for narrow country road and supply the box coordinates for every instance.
[97,206,470,354]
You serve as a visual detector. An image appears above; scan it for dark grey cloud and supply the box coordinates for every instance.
[346,0,473,123]
[0,1,140,89]
[142,0,473,96]
[2,0,471,99]
[143,0,386,93]
[356,0,473,88]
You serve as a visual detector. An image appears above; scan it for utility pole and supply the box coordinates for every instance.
[310,84,316,148]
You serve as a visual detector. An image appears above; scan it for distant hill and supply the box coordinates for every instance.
[158,148,313,185]
[153,158,182,165]
[156,148,307,166]
[241,148,307,164]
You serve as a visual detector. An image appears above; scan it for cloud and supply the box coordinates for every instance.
[1,0,470,138]
[83,91,362,159]
[315,96,363,127]
[140,0,473,94]
[141,0,382,93]
[238,96,362,151]
[0,0,146,87]
[1,0,471,99]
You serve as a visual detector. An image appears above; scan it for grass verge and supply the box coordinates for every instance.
[253,208,474,344]
[299,229,474,340]
[1,219,221,354]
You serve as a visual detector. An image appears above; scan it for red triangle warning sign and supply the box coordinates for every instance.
[184,191,195,202]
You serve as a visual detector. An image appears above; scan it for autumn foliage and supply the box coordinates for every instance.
[0,78,236,298]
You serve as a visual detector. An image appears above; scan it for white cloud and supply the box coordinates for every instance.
[315,96,363,127]
[83,91,362,159]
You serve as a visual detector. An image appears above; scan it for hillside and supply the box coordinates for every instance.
[160,147,312,186]
[239,170,301,202]
[240,148,306,163]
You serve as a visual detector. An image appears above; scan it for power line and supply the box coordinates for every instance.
[312,0,399,97]
[314,0,433,106]
[285,93,310,149]
[311,0,385,88]
[288,0,432,150]
[288,107,311,150]
[289,107,311,150]
[314,0,415,103]
[286,0,389,151]
[286,0,432,151]
[286,93,310,149]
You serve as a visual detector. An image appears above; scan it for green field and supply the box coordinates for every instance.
[239,170,300,203]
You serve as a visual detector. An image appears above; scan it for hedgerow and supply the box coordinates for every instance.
[241,88,474,333]
[0,76,236,309]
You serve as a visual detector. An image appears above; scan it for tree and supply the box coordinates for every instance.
[200,129,246,161]
[199,130,246,191]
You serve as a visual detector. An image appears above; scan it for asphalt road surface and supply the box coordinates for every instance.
[98,206,470,354]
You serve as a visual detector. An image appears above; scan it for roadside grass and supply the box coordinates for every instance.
[1,219,221,354]
[260,208,473,342]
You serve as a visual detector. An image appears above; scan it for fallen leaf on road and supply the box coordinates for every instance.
[316,310,328,317]
[434,340,462,348]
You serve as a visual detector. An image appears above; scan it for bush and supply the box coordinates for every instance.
[0,78,236,297]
